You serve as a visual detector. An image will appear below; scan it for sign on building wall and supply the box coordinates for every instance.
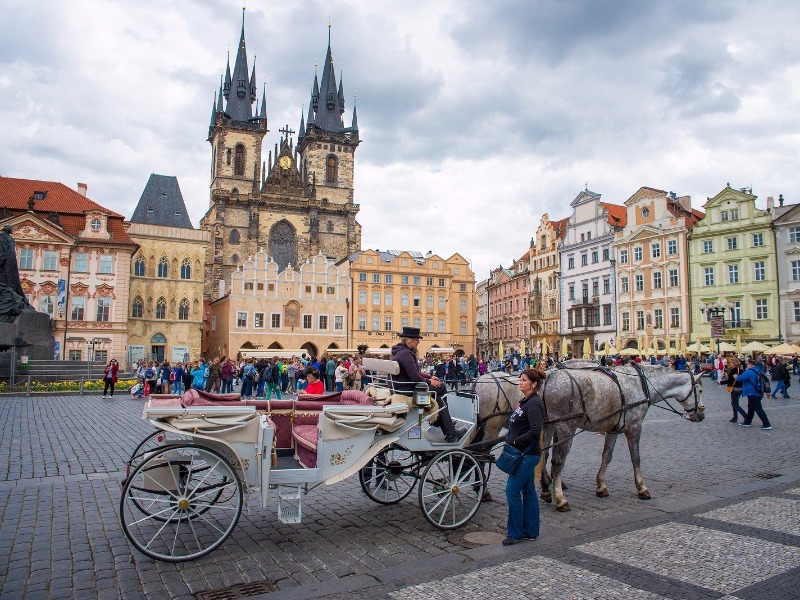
[171,346,189,363]
[127,345,146,362]
[710,315,724,340]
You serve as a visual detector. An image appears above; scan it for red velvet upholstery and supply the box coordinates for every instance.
[292,425,318,468]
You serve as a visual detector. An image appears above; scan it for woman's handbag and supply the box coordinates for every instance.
[496,443,527,475]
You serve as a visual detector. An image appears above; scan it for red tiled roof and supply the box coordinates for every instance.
[518,249,530,262]
[0,176,123,217]
[599,202,627,227]
[552,218,569,239]
[1,176,135,245]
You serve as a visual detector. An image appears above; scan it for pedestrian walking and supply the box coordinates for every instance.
[770,358,791,399]
[723,361,746,423]
[736,358,772,430]
[502,368,545,546]
[102,358,119,398]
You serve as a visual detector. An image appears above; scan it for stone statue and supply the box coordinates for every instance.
[0,225,35,323]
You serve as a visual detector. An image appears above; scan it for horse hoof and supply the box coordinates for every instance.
[482,491,494,502]
[596,488,609,498]
[556,502,571,512]
[540,492,552,503]
[562,482,569,490]
[638,490,652,500]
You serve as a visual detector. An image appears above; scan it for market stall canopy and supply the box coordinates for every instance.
[741,341,770,353]
[717,342,737,352]
[764,343,799,355]
[686,342,710,354]
[618,348,640,356]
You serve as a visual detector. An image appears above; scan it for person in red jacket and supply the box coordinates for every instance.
[299,367,325,395]
[102,359,119,398]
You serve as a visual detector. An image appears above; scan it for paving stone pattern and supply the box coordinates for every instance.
[1,381,799,598]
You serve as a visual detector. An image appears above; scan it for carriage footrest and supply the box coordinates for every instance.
[277,484,303,524]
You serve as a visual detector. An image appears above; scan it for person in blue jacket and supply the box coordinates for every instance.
[735,358,772,430]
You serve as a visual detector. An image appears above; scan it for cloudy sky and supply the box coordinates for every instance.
[2,0,799,280]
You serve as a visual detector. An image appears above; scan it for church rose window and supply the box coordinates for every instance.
[269,221,296,273]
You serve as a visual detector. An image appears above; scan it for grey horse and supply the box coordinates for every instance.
[471,363,704,511]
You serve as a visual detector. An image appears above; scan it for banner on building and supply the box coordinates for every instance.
[171,346,190,363]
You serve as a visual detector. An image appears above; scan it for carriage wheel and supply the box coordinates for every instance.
[359,445,417,504]
[120,444,242,562]
[418,449,485,530]
[126,429,191,477]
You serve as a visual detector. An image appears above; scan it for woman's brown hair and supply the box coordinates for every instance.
[520,367,547,389]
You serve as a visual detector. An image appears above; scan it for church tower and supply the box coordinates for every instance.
[201,17,362,299]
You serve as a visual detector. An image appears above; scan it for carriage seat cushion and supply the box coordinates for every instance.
[292,425,318,451]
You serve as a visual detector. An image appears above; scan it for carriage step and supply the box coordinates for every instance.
[277,484,303,524]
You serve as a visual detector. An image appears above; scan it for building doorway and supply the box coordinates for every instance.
[151,333,166,362]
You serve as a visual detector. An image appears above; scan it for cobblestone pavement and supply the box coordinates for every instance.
[0,379,799,599]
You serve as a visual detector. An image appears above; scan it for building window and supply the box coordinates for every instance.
[635,274,644,291]
[271,313,281,328]
[426,294,434,308]
[385,274,392,284]
[412,276,421,285]
[460,283,467,292]
[729,264,740,284]
[211,315,216,331]
[157,257,168,278]
[438,318,445,332]
[334,315,343,330]
[42,250,58,271]
[721,210,728,222]
[358,291,367,305]
[372,273,380,283]
[726,237,738,251]
[179,258,191,279]
[401,294,409,307]
[244,282,254,291]
[16,249,32,270]
[632,247,641,261]
[131,296,143,318]
[636,310,645,330]
[425,318,433,332]
[155,297,166,320]
[621,277,629,293]
[96,297,111,322]
[568,284,575,300]
[401,275,409,284]
[413,294,420,307]
[670,307,680,328]
[651,243,660,259]
[621,311,630,331]
[174,298,189,321]
[590,250,597,263]
[371,316,380,331]
[234,144,245,176]
[592,280,599,296]
[372,291,380,305]
[384,292,392,306]
[384,316,393,331]
[413,317,421,329]
[603,278,610,294]
[358,273,367,282]
[438,278,446,287]
[358,315,366,330]
[667,240,677,255]
[319,315,328,330]
[653,272,662,289]
[704,267,714,286]
[790,228,800,244]
[603,304,611,325]
[460,321,467,335]
[236,311,247,327]
[794,301,800,322]
[731,209,739,220]
[425,277,433,286]
[792,261,800,281]
[71,296,85,321]
[39,295,54,316]
[302,314,312,329]
[580,253,588,266]
[460,299,467,313]
[402,317,409,328]
[568,256,575,269]
[751,233,763,247]
[134,256,146,276]
[754,261,766,281]
[619,249,628,264]
[73,252,89,272]
[755,298,768,320]
[438,295,445,309]
[95,254,112,274]
[654,308,663,329]
[325,154,337,183]
[702,241,713,253]
[669,269,679,287]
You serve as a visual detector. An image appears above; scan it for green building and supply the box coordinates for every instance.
[687,185,780,344]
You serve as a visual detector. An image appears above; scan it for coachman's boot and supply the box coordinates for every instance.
[436,404,466,443]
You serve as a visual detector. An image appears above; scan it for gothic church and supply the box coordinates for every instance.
[200,15,361,298]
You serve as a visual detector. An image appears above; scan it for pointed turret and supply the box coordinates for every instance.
[260,84,267,119]
[298,108,306,141]
[311,70,320,111]
[351,103,358,131]
[216,76,224,112]
[210,92,217,127]
[337,74,345,115]
[249,62,257,103]
[306,96,315,127]
[223,55,231,99]
[226,12,255,121]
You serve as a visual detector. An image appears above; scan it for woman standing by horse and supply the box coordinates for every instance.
[503,368,545,546]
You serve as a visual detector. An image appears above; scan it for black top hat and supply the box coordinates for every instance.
[397,326,423,339]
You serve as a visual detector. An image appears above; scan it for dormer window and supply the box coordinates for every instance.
[90,218,101,231]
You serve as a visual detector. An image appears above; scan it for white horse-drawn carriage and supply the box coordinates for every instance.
[119,358,494,562]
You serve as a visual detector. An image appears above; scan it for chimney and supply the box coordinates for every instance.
[77,183,88,196]
[676,195,691,211]
[218,279,226,299]
[767,196,774,211]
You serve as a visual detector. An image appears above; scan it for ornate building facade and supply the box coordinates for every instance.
[770,195,800,343]
[528,214,567,354]
[127,175,209,363]
[0,177,137,363]
[612,187,702,350]
[343,250,476,355]
[487,252,530,359]
[475,279,489,359]
[688,185,780,344]
[206,252,351,359]
[199,19,361,298]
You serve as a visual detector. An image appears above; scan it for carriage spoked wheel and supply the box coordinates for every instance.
[126,429,191,477]
[418,449,485,530]
[120,444,242,562]
[359,444,418,504]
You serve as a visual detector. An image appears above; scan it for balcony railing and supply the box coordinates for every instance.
[724,319,752,329]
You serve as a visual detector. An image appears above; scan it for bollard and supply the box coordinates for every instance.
[26,375,31,397]
[80,377,85,396]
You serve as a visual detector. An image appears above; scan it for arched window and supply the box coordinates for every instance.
[131,296,143,318]
[231,254,239,265]
[178,298,189,320]
[325,154,337,183]
[155,297,166,319]
[134,256,146,277]
[234,144,245,176]
[157,257,168,278]
[180,258,191,280]
[229,229,240,244]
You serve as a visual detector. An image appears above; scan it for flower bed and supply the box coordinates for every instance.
[0,379,139,393]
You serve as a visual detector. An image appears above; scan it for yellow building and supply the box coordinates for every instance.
[206,252,351,359]
[343,250,476,355]
[529,214,567,352]
[127,174,209,363]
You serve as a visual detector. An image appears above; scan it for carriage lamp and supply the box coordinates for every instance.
[414,382,432,407]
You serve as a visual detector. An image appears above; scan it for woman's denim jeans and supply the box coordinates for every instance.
[505,454,541,539]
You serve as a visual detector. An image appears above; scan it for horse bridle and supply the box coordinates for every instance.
[631,364,705,419]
